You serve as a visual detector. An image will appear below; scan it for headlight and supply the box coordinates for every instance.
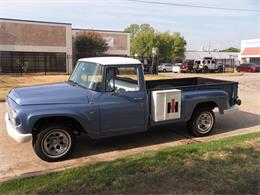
[9,110,21,127]
[11,110,16,124]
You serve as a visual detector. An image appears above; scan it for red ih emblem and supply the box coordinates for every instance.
[167,98,179,113]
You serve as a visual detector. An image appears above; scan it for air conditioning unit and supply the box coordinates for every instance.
[151,89,181,122]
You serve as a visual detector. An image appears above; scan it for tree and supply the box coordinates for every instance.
[154,32,175,61]
[75,31,109,59]
[124,24,140,40]
[124,23,155,56]
[221,47,240,52]
[131,27,156,57]
[124,23,186,62]
[171,32,187,63]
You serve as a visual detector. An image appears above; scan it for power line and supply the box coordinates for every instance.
[128,0,260,13]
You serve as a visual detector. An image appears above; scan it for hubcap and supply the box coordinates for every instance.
[41,129,71,158]
[196,112,213,134]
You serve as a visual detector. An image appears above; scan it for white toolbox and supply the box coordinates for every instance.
[151,89,181,122]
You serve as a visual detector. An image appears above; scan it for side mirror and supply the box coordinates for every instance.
[111,87,120,95]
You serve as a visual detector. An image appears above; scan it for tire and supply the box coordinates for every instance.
[217,66,223,73]
[163,69,167,72]
[33,123,75,162]
[188,107,215,137]
[202,67,209,73]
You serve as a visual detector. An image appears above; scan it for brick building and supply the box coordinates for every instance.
[0,18,130,74]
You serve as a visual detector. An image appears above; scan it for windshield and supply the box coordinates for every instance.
[69,61,103,91]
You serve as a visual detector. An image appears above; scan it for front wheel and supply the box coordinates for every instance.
[33,124,75,162]
[188,107,215,136]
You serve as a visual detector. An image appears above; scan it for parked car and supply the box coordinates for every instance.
[180,60,194,73]
[236,63,260,72]
[172,63,181,73]
[158,63,173,72]
[5,57,241,161]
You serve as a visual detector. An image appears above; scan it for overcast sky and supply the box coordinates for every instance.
[0,0,259,50]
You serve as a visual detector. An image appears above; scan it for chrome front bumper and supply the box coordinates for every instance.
[224,105,239,114]
[5,113,32,143]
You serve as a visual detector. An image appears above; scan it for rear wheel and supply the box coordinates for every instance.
[163,69,167,72]
[188,107,215,136]
[33,123,75,162]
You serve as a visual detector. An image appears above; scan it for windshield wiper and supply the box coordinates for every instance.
[68,80,80,87]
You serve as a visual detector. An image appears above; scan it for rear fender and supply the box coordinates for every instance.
[182,89,229,121]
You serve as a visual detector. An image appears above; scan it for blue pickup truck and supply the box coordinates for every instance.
[5,57,241,161]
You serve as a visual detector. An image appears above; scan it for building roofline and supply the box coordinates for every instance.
[72,28,129,34]
[0,17,72,25]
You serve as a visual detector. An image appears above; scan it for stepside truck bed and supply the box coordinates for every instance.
[146,77,239,125]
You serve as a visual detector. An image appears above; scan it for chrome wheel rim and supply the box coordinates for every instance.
[196,112,213,134]
[41,129,71,158]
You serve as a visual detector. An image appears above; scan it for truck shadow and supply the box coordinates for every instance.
[71,110,260,159]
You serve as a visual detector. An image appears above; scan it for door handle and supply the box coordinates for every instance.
[134,97,144,101]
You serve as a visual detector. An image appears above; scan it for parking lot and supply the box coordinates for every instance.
[0,73,259,182]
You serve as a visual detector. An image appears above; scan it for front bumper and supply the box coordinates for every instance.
[5,113,32,143]
[224,105,239,114]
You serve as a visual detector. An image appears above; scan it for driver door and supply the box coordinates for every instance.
[99,65,147,135]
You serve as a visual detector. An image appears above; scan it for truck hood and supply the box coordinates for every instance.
[8,83,92,105]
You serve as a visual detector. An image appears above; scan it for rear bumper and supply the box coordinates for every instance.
[5,113,32,143]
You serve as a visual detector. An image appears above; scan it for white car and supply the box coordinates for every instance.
[158,63,174,72]
[172,63,181,73]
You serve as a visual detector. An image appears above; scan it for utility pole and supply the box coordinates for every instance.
[151,47,157,74]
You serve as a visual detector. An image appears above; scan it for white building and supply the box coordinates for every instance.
[240,39,260,65]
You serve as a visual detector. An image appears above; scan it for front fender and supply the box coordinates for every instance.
[182,89,230,121]
[21,103,100,137]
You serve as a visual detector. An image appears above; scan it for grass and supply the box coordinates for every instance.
[0,74,69,101]
[0,132,259,194]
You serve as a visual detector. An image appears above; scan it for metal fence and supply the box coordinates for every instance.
[0,51,67,74]
[215,58,235,73]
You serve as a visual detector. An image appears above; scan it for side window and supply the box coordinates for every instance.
[105,66,140,92]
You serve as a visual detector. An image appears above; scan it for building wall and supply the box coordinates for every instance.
[240,39,260,64]
[0,19,73,73]
[0,18,131,73]
[0,21,66,46]
[72,29,130,58]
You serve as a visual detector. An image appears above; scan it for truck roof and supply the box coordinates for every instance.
[78,57,141,65]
